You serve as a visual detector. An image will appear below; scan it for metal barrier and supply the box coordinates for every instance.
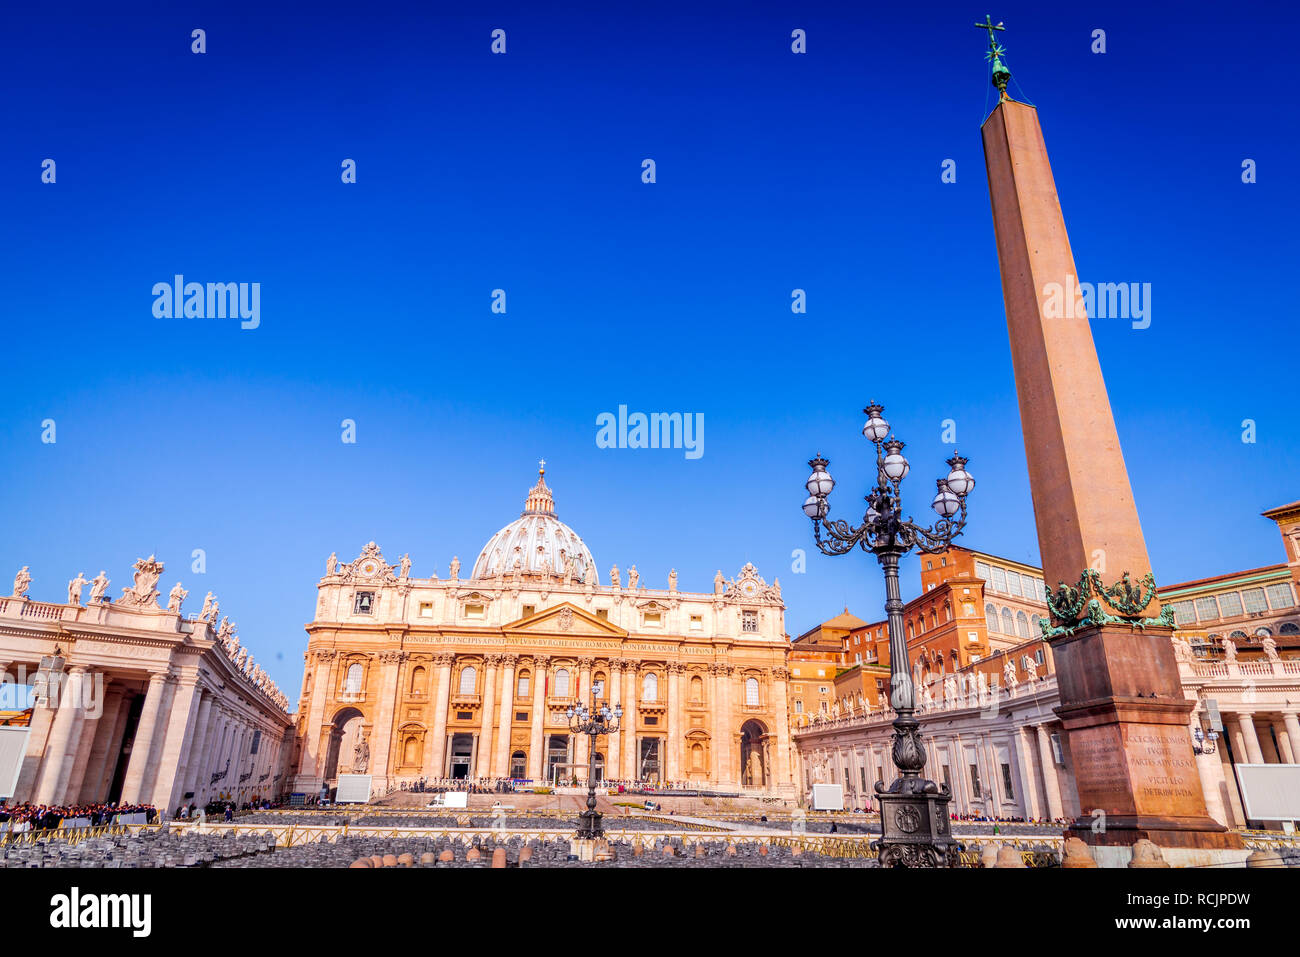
[0,822,159,847]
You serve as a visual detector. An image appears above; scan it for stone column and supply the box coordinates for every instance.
[368,651,405,783]
[493,654,518,777]
[11,674,59,804]
[181,692,215,798]
[425,653,454,780]
[205,711,232,798]
[151,675,204,814]
[1237,713,1265,764]
[83,687,131,804]
[63,675,113,804]
[1014,726,1043,821]
[36,666,89,805]
[716,665,734,787]
[771,667,792,790]
[476,655,501,779]
[1035,724,1065,822]
[574,658,592,782]
[1270,718,1294,764]
[1283,712,1300,764]
[665,663,681,783]
[300,650,336,784]
[708,665,722,784]
[72,681,124,806]
[606,660,622,780]
[119,672,169,804]
[621,662,637,779]
[527,655,550,780]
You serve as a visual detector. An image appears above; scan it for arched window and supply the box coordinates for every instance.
[1255,627,1273,638]
[554,668,570,697]
[409,665,426,695]
[1001,608,1015,635]
[516,671,530,698]
[986,604,999,632]
[642,672,658,701]
[1016,611,1031,640]
[344,663,364,694]
[745,677,760,707]
[510,751,527,779]
[689,675,704,703]
[1230,630,1248,640]
[907,622,914,639]
[1030,614,1042,636]
[1280,622,1300,636]
[458,665,477,695]
[930,609,938,629]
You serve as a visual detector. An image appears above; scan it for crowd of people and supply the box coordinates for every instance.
[394,777,517,795]
[0,801,157,832]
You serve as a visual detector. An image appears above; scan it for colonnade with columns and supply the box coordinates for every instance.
[0,604,292,814]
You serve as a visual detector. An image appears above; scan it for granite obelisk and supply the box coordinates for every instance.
[977,25,1239,856]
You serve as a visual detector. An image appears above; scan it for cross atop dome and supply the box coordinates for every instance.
[523,460,555,516]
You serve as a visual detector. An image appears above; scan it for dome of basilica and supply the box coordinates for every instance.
[470,464,597,584]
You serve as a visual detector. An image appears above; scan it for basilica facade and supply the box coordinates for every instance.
[292,467,794,797]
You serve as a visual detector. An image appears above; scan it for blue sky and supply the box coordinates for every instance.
[3,1,1297,698]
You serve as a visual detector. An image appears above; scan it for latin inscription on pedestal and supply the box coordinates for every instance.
[1069,724,1203,819]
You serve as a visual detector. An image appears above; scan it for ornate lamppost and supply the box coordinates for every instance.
[802,401,975,867]
[566,702,622,839]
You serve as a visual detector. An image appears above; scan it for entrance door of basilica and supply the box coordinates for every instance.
[449,733,474,779]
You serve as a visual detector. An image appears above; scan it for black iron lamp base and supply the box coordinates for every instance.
[871,778,963,868]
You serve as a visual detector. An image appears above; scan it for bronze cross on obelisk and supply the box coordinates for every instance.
[974,15,1011,100]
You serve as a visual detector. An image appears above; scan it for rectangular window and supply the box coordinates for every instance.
[465,603,485,619]
[1217,592,1244,618]
[516,712,528,722]
[418,602,433,617]
[819,686,829,694]
[1001,762,1014,799]
[516,675,529,697]
[644,716,658,726]
[1242,588,1268,613]
[1266,583,1295,608]
[250,730,261,755]
[742,610,759,633]
[644,611,662,626]
[794,700,803,713]
[860,768,867,792]
[456,711,473,721]
[975,561,991,584]
[521,605,535,618]
[689,614,703,630]
[990,567,1007,592]
[1006,572,1023,597]
[1194,596,1220,621]
[1169,600,1196,626]
[595,608,608,620]
[1035,649,1045,665]
[969,763,982,798]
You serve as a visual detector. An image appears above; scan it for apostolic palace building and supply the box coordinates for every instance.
[291,466,796,797]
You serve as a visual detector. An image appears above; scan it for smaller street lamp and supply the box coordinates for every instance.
[567,702,622,839]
